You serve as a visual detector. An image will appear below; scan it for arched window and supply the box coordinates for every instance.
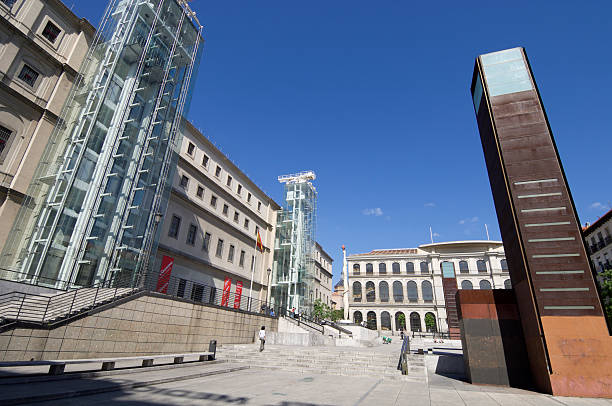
[381,311,391,330]
[461,280,473,290]
[393,281,404,302]
[395,311,406,330]
[354,311,363,324]
[406,262,415,274]
[425,312,437,333]
[407,281,418,302]
[459,261,469,273]
[353,264,360,275]
[504,279,512,289]
[420,261,429,274]
[410,312,421,332]
[379,281,389,302]
[477,260,487,273]
[379,263,387,274]
[422,281,433,302]
[366,263,373,274]
[366,281,376,302]
[392,262,400,274]
[366,311,377,330]
[501,259,508,271]
[352,281,362,302]
[479,280,492,289]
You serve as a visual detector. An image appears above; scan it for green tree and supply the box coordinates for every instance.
[598,268,612,323]
[330,309,344,322]
[397,313,406,330]
[313,299,331,321]
[425,313,436,332]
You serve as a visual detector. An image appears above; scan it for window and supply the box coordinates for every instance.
[187,142,195,156]
[239,250,245,267]
[186,224,197,245]
[353,311,363,324]
[210,195,217,208]
[247,193,252,203]
[420,261,429,274]
[215,166,221,177]
[379,281,389,302]
[0,125,12,157]
[366,263,373,274]
[244,218,249,229]
[191,284,204,302]
[477,260,487,273]
[365,281,375,302]
[168,215,181,238]
[406,262,414,274]
[461,280,473,290]
[228,245,235,262]
[237,184,242,195]
[257,201,262,211]
[504,279,512,289]
[202,154,209,167]
[222,204,229,216]
[42,21,61,43]
[1,0,17,8]
[196,185,204,198]
[379,263,386,274]
[407,281,418,302]
[422,281,433,302]
[18,64,40,87]
[366,311,377,330]
[459,261,469,273]
[234,211,239,223]
[202,232,211,252]
[501,259,508,271]
[425,312,437,333]
[215,239,224,257]
[479,280,492,290]
[393,281,403,302]
[410,312,421,332]
[180,175,189,188]
[353,264,360,275]
[380,311,391,330]
[392,262,400,274]
[226,175,232,187]
[177,279,186,298]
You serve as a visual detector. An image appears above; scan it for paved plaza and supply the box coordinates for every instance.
[1,342,611,405]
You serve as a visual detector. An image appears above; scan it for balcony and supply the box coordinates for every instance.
[606,236,612,246]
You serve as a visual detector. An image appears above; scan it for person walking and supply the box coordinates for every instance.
[259,326,266,352]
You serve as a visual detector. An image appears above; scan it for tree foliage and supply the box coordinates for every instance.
[397,313,406,329]
[598,268,612,323]
[312,299,343,322]
[425,313,436,332]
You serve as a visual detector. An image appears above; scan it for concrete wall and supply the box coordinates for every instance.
[0,292,277,361]
[0,279,62,295]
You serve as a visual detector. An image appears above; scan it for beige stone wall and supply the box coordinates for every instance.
[0,293,277,361]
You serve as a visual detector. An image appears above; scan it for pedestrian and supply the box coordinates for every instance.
[259,326,266,352]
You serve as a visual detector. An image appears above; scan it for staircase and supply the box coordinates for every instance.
[216,344,427,382]
[0,286,139,328]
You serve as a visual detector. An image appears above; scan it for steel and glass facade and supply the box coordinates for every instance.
[0,0,203,290]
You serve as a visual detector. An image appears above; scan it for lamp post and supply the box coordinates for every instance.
[266,268,272,308]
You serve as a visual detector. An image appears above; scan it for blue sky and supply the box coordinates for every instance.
[74,1,611,285]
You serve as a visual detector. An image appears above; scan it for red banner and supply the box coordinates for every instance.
[156,255,174,293]
[233,281,243,309]
[221,277,232,307]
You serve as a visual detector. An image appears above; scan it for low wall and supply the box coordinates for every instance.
[0,292,277,361]
[456,289,531,389]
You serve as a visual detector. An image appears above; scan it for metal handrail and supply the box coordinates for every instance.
[397,335,411,373]
[283,314,324,335]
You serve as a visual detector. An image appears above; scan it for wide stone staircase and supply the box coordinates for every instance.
[216,344,427,382]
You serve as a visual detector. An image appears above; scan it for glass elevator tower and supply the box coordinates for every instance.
[0,0,203,289]
[271,171,317,316]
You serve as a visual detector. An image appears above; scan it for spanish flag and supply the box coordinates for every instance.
[256,230,264,252]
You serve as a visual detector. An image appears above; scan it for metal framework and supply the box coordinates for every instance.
[0,0,203,290]
[271,171,317,316]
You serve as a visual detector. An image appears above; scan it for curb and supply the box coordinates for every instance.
[2,365,249,405]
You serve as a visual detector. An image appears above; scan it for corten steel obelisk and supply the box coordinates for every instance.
[471,47,611,398]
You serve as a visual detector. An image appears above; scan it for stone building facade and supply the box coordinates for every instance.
[0,0,94,253]
[583,209,612,274]
[154,120,280,305]
[313,242,333,307]
[347,240,510,334]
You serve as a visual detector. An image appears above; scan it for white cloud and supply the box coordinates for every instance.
[433,232,440,237]
[362,208,383,216]
[590,202,610,211]
[459,216,479,225]
[424,202,436,207]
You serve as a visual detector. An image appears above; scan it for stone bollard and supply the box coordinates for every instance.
[208,339,217,360]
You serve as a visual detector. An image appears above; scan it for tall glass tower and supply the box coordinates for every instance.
[271,171,317,315]
[0,0,203,290]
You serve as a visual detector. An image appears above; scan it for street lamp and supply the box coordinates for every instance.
[266,268,272,307]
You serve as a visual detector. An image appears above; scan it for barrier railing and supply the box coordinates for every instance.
[397,335,411,373]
